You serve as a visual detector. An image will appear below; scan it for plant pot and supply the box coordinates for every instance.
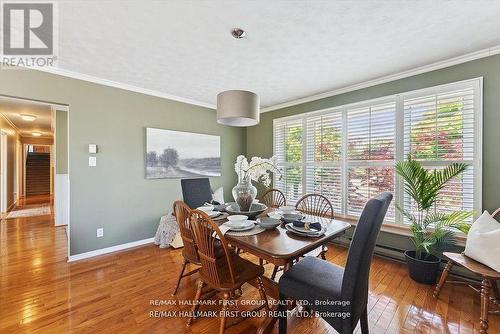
[404,250,441,285]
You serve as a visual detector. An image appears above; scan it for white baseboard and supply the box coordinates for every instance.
[68,237,154,262]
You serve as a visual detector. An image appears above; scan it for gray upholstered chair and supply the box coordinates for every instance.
[278,192,393,334]
[181,178,213,209]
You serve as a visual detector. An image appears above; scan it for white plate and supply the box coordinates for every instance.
[206,211,220,218]
[225,220,254,229]
[224,221,255,231]
[197,205,214,212]
[285,223,326,237]
[288,223,321,233]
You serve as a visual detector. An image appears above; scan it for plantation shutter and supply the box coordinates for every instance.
[272,78,480,224]
[346,102,396,219]
[403,86,475,218]
[274,119,303,204]
[305,112,343,213]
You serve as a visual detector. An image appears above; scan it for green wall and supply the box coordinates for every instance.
[247,54,500,259]
[55,110,68,174]
[0,70,245,255]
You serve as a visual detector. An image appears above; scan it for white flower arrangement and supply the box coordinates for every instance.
[234,155,281,187]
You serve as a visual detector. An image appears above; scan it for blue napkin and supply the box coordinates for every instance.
[288,220,322,231]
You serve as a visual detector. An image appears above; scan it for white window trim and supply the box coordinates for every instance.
[273,77,483,224]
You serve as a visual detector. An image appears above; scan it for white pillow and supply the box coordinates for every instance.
[464,211,500,272]
[212,187,224,204]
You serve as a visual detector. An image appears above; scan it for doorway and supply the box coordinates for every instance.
[0,96,69,235]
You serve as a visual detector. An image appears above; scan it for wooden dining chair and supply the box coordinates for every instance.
[172,200,200,295]
[187,209,270,334]
[295,193,334,219]
[260,188,286,208]
[278,192,393,334]
[433,208,500,334]
[270,194,334,281]
[296,194,334,259]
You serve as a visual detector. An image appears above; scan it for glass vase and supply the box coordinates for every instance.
[232,176,257,212]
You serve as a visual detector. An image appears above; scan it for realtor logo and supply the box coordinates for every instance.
[1,1,58,69]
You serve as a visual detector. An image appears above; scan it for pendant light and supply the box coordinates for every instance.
[217,90,259,126]
[216,28,260,127]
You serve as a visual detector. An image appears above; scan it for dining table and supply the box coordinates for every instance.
[218,208,352,334]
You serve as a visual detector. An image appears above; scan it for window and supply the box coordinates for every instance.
[274,119,303,204]
[273,78,482,224]
[305,113,343,212]
[346,102,396,220]
[403,86,477,221]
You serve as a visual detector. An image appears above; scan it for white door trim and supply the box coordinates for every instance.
[0,130,7,213]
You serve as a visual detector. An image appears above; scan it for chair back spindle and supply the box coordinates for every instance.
[295,194,334,218]
[260,189,286,208]
[189,210,236,287]
[173,200,199,264]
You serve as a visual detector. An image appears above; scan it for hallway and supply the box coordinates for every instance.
[6,195,52,219]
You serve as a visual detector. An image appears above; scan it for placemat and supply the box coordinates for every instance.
[226,225,266,236]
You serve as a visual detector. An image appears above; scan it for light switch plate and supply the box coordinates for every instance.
[89,156,97,167]
[89,144,97,154]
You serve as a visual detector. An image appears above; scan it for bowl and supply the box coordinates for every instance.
[225,202,268,219]
[279,205,296,214]
[197,205,214,212]
[257,217,281,230]
[227,215,248,223]
[268,211,282,219]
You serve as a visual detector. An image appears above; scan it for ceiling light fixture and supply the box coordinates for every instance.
[20,114,36,122]
[217,90,259,127]
[31,131,42,137]
[231,28,246,39]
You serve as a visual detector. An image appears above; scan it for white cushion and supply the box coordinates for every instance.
[464,210,500,272]
[212,187,224,204]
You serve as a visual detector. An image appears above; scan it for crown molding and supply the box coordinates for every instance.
[30,44,500,114]
[35,67,216,110]
[0,112,22,135]
[261,44,500,113]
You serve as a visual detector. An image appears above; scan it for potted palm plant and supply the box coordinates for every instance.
[395,156,473,284]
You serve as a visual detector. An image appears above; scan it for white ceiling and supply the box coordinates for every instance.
[55,0,500,109]
[0,101,53,138]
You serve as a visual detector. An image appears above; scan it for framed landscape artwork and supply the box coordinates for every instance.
[145,128,221,179]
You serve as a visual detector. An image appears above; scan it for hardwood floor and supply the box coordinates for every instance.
[1,196,498,334]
